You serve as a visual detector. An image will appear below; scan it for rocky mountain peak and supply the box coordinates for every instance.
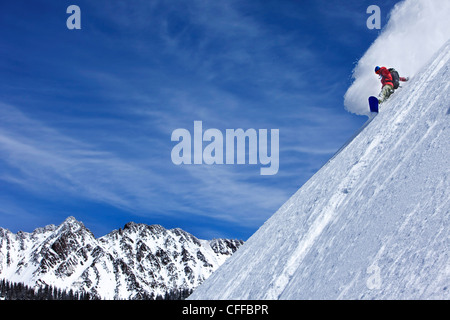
[58,216,86,232]
[0,217,244,300]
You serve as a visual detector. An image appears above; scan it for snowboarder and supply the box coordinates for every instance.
[375,66,409,104]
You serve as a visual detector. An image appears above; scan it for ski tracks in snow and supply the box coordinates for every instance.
[266,129,384,299]
[266,44,450,300]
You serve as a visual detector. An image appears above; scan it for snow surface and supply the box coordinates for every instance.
[189,40,450,300]
[344,0,450,116]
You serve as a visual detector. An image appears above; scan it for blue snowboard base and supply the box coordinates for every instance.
[369,96,379,113]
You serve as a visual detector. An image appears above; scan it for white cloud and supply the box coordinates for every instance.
[344,0,450,115]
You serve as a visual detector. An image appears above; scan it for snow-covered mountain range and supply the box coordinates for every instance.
[0,216,243,299]
[189,40,450,300]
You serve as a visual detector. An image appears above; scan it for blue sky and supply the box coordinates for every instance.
[0,0,400,240]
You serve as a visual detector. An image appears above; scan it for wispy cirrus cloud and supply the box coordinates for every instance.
[0,102,289,229]
[0,103,158,210]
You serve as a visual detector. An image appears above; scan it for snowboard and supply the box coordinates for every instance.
[369,96,379,113]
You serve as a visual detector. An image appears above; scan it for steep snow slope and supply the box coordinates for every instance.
[0,217,243,299]
[190,40,450,300]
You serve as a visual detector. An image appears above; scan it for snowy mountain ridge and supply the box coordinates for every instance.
[189,40,450,300]
[0,216,243,299]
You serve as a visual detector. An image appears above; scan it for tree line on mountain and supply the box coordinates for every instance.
[0,279,92,300]
[0,279,192,300]
[154,288,193,300]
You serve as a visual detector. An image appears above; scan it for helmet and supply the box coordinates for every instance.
[375,66,381,74]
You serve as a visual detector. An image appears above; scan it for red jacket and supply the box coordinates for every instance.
[378,67,394,88]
